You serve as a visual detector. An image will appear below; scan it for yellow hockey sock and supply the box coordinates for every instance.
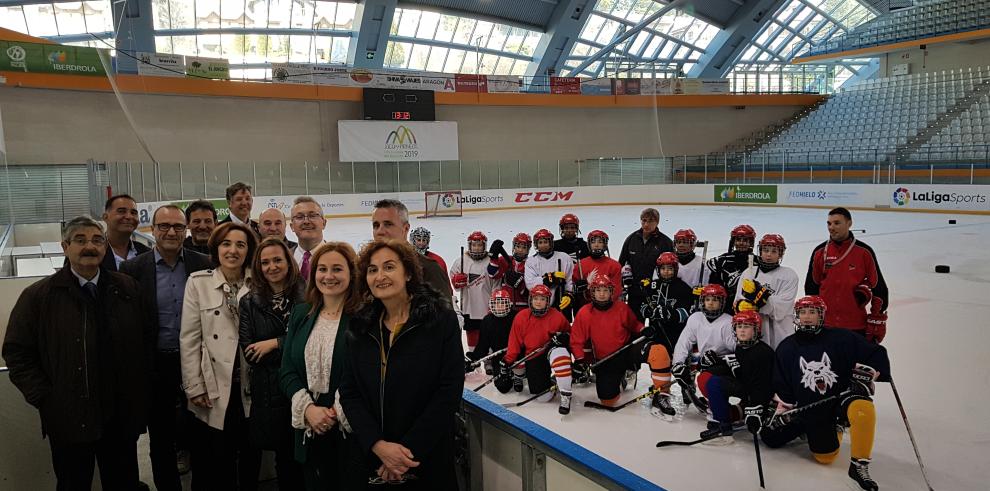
[847,399,876,460]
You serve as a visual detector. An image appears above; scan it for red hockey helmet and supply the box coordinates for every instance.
[489,288,513,318]
[732,310,763,347]
[699,283,727,320]
[587,229,609,243]
[674,228,697,244]
[588,229,609,258]
[467,231,488,243]
[731,224,756,240]
[656,251,679,277]
[559,213,580,228]
[793,295,826,334]
[512,232,532,247]
[467,231,488,260]
[529,284,553,316]
[533,228,554,243]
[589,273,614,309]
[758,233,786,253]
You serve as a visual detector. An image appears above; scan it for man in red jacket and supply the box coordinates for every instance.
[805,208,889,343]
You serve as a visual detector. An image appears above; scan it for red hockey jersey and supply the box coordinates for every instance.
[504,308,570,364]
[570,302,643,362]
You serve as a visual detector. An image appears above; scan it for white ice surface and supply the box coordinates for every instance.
[312,204,990,491]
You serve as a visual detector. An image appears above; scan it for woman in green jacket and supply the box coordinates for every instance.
[279,241,364,489]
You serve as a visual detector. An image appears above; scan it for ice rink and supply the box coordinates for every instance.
[316,203,990,490]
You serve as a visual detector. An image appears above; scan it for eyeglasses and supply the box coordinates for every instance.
[292,213,323,223]
[155,223,187,233]
[68,237,107,247]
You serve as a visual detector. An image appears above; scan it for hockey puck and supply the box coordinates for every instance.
[935,265,950,273]
[949,219,957,224]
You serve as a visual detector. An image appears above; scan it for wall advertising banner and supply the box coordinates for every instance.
[0,41,107,76]
[420,72,456,92]
[137,52,185,78]
[699,79,730,94]
[888,185,989,211]
[311,65,352,85]
[454,74,488,92]
[550,77,581,94]
[580,77,612,95]
[338,121,459,162]
[714,185,778,203]
[271,62,314,84]
[781,186,864,205]
[185,56,230,80]
[487,75,522,93]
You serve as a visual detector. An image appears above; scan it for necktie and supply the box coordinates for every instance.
[300,250,312,281]
[84,282,97,299]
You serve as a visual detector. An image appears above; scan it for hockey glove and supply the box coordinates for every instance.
[574,277,589,293]
[504,268,523,287]
[699,350,725,371]
[854,283,873,308]
[558,292,573,310]
[452,273,469,289]
[488,240,505,259]
[735,299,758,312]
[621,265,634,289]
[850,363,879,397]
[550,331,570,348]
[692,285,704,297]
[671,362,690,384]
[866,296,887,344]
[494,364,514,394]
[740,278,773,309]
[639,322,657,340]
[745,405,764,435]
[723,353,740,377]
[542,271,567,286]
[572,361,591,385]
[767,397,795,430]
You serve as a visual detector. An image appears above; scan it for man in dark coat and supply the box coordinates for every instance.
[101,194,150,271]
[218,182,261,236]
[371,199,453,301]
[618,207,674,320]
[3,215,155,491]
[120,205,211,491]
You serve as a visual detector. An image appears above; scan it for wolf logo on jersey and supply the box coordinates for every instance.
[800,352,838,395]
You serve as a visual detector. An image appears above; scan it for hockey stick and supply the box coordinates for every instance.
[766,390,852,430]
[889,378,935,491]
[697,240,709,286]
[656,430,724,447]
[465,348,508,372]
[472,340,553,392]
[583,381,673,412]
[502,385,556,408]
[459,246,466,315]
[589,334,647,372]
[753,431,765,488]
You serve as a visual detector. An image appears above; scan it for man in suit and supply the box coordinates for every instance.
[183,200,217,256]
[120,205,211,491]
[4,215,154,491]
[218,182,260,236]
[288,196,326,280]
[102,194,150,271]
[258,207,297,249]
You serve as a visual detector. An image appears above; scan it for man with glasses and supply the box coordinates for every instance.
[288,196,327,280]
[4,216,154,491]
[183,200,217,256]
[120,206,211,491]
[618,208,674,321]
[102,194,150,271]
[259,207,297,249]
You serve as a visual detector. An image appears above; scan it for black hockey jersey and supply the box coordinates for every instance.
[706,342,775,407]
[706,252,756,313]
[554,237,590,262]
[773,328,891,407]
[641,277,695,348]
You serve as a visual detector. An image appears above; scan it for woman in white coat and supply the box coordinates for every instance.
[180,222,258,491]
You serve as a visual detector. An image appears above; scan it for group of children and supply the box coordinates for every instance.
[410,215,891,491]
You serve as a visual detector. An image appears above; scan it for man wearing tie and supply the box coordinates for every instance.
[288,196,326,280]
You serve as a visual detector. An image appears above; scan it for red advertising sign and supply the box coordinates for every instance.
[550,77,581,95]
[514,191,574,203]
[455,74,488,93]
[611,79,641,95]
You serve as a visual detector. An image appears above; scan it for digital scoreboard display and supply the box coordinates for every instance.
[363,89,435,121]
[391,111,411,120]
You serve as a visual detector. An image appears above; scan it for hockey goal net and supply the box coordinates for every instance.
[421,190,463,218]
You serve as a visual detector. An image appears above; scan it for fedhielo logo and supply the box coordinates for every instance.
[892,187,910,206]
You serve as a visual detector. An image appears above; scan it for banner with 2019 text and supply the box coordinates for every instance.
[338,121,459,162]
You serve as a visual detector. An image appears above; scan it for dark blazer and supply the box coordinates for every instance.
[120,248,212,344]
[182,236,211,257]
[2,267,155,444]
[101,238,151,272]
[339,287,464,489]
[279,303,351,463]
[219,215,261,237]
[238,283,305,450]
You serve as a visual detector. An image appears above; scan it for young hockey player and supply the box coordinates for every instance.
[667,283,734,417]
[572,230,622,311]
[554,213,590,262]
[707,224,757,314]
[570,275,649,408]
[694,310,775,445]
[495,285,574,414]
[524,229,575,312]
[641,252,696,347]
[451,231,502,350]
[760,296,891,491]
[673,228,708,289]
[465,288,517,375]
[734,233,800,349]
[410,226,448,273]
[498,232,532,312]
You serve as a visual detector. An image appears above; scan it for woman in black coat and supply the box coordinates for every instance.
[238,237,305,490]
[339,239,465,489]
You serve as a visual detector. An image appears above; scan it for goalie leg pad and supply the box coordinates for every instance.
[847,399,877,461]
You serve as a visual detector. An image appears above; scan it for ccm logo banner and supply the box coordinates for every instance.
[515,191,574,203]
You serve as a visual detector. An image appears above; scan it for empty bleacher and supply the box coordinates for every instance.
[802,0,990,58]
[747,67,990,163]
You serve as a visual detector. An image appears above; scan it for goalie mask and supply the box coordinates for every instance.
[489,288,513,318]
[793,295,826,335]
[699,284,727,321]
[733,310,763,348]
[410,227,431,255]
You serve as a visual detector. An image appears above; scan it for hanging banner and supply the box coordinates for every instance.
[487,75,522,93]
[550,76,581,94]
[136,52,185,78]
[0,41,107,76]
[455,74,488,92]
[338,120,459,162]
[611,78,641,95]
[311,65,351,85]
[420,72,456,92]
[271,62,314,84]
[581,78,612,95]
[699,79,730,94]
[185,56,230,80]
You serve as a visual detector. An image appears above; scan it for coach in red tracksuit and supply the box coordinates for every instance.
[805,207,889,343]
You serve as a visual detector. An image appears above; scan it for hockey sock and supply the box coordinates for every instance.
[847,399,876,460]
[696,371,713,398]
[600,395,621,407]
[814,449,840,465]
[704,376,732,425]
[549,347,573,393]
[647,345,672,394]
[466,330,480,348]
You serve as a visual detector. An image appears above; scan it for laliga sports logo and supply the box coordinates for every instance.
[892,187,910,206]
[440,193,455,209]
[385,125,417,145]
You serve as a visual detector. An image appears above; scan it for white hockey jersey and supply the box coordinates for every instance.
[734,264,799,349]
[524,252,575,305]
[450,255,500,320]
[676,254,709,289]
[672,311,736,364]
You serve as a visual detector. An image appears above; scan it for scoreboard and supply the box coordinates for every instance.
[363,88,436,121]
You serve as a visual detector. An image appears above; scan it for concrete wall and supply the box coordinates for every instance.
[879,38,990,77]
[0,87,804,165]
